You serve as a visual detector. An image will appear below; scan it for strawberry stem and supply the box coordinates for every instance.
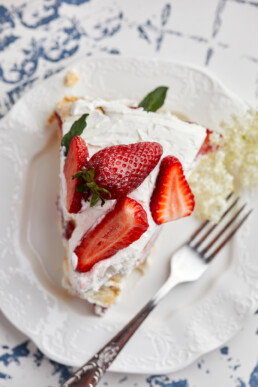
[73,168,111,207]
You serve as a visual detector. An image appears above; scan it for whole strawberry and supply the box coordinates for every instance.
[74,142,163,206]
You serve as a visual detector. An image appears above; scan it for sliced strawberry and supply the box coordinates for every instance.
[198,129,220,156]
[75,197,149,272]
[59,209,75,240]
[64,136,89,213]
[64,219,75,240]
[150,156,195,225]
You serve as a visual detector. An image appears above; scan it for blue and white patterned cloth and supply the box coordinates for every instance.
[0,1,258,386]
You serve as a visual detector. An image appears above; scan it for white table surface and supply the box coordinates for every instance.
[0,0,258,386]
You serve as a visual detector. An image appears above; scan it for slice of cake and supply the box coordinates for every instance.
[52,87,207,312]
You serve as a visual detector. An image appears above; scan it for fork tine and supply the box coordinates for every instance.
[189,196,240,248]
[226,191,234,201]
[188,220,209,243]
[187,191,234,245]
[199,203,247,256]
[205,209,253,262]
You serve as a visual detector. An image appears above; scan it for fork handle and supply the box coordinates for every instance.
[61,299,156,387]
[61,276,179,387]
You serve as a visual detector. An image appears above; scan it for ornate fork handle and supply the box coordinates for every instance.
[66,279,181,387]
[61,276,178,387]
[61,299,156,387]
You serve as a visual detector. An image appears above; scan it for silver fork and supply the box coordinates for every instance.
[61,196,252,387]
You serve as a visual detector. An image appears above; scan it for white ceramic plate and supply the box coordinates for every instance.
[0,57,257,373]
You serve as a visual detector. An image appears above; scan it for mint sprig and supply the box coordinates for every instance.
[73,168,111,207]
[61,114,88,156]
[139,86,168,112]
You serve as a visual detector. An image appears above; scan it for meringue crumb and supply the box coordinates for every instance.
[64,70,80,87]
[57,96,80,119]
[86,282,121,307]
[136,257,149,275]
[57,95,79,109]
[47,110,56,124]
[96,106,106,114]
[189,110,258,223]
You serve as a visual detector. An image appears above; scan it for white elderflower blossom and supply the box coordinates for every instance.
[189,110,258,223]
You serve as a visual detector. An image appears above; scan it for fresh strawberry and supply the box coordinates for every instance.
[198,129,220,156]
[64,219,75,240]
[59,206,75,239]
[74,197,149,272]
[64,136,89,213]
[76,142,163,206]
[150,156,195,224]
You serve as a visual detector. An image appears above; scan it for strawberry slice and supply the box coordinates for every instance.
[64,136,89,213]
[63,219,75,240]
[74,197,149,272]
[150,156,195,224]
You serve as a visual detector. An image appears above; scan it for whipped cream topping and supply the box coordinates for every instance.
[59,98,207,300]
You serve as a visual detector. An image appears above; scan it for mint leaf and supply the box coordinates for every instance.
[139,86,168,112]
[61,114,88,156]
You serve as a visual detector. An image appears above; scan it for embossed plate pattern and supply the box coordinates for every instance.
[0,57,257,373]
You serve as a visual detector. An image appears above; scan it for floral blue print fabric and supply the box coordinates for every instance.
[0,1,258,386]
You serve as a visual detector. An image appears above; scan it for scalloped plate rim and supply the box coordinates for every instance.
[0,56,256,374]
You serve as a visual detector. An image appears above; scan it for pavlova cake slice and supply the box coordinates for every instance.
[53,87,207,312]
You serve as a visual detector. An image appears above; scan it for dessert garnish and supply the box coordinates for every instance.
[139,86,168,112]
[61,113,88,156]
[190,110,258,223]
[74,197,149,272]
[73,141,163,207]
[150,156,195,224]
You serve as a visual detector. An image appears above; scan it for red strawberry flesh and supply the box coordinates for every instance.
[198,129,220,156]
[86,142,163,200]
[75,197,149,273]
[150,156,195,224]
[64,136,89,213]
[64,219,76,240]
